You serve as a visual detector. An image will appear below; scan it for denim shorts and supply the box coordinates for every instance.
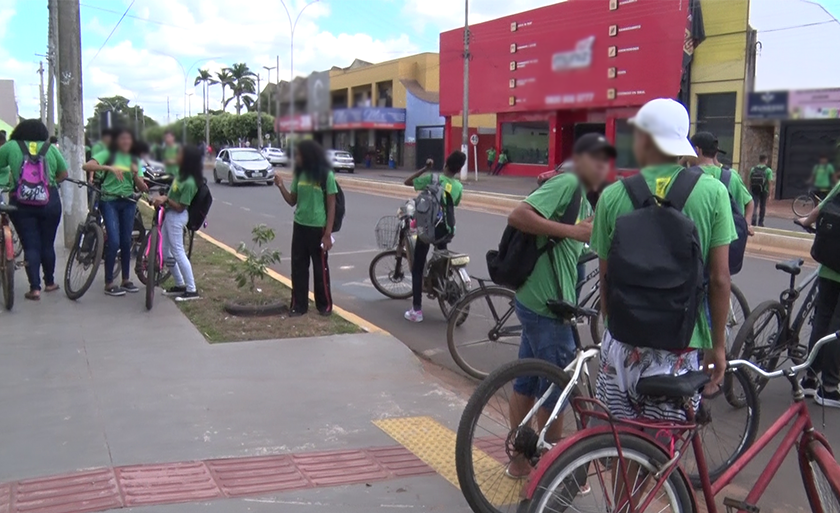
[513,299,577,406]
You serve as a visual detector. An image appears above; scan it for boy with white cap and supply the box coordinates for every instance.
[590,98,736,421]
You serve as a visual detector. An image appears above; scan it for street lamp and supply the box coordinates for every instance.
[187,92,194,117]
[279,0,320,168]
[263,64,276,145]
[152,51,221,143]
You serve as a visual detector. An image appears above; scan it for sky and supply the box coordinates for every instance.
[0,0,838,125]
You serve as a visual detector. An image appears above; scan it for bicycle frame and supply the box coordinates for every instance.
[143,204,166,273]
[787,268,820,341]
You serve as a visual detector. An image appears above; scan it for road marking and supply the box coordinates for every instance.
[259,213,275,219]
[222,201,233,206]
[344,279,375,289]
[330,248,379,256]
[339,265,355,270]
[421,348,445,357]
[241,207,251,212]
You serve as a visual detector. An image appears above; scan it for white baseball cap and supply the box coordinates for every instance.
[629,98,697,158]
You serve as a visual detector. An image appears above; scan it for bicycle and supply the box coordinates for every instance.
[793,188,829,217]
[455,300,759,513]
[521,331,840,513]
[446,251,601,381]
[135,176,174,311]
[0,189,17,310]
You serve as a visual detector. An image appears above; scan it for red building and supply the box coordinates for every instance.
[440,0,689,177]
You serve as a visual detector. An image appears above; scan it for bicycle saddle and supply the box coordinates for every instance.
[775,258,804,276]
[546,299,598,321]
[636,371,711,399]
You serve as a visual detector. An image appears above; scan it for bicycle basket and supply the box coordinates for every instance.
[375,215,401,250]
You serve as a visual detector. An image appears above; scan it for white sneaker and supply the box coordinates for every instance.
[404,309,423,323]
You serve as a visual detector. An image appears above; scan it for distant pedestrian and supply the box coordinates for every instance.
[811,155,836,196]
[493,149,509,175]
[486,145,497,172]
[0,119,68,300]
[162,131,180,177]
[0,130,6,146]
[748,155,773,227]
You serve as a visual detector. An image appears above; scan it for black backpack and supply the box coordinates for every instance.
[322,172,346,233]
[606,168,705,351]
[749,165,768,194]
[187,178,213,231]
[720,167,749,275]
[811,195,840,273]
[486,185,582,290]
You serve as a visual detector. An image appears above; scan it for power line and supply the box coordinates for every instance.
[80,3,184,29]
[761,20,835,33]
[86,0,136,68]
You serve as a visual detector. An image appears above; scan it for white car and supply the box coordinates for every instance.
[327,150,355,173]
[214,148,275,186]
[262,147,289,167]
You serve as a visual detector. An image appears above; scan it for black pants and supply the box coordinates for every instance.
[808,277,840,389]
[290,222,332,314]
[751,191,767,226]
[9,187,62,292]
[412,225,450,311]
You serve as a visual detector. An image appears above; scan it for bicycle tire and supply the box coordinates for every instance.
[438,267,470,325]
[1,255,13,311]
[186,229,195,259]
[682,367,760,488]
[588,299,603,345]
[447,286,518,380]
[728,283,751,354]
[793,195,816,217]
[369,249,412,300]
[456,358,582,513]
[730,300,787,399]
[145,229,158,311]
[11,225,22,259]
[526,432,694,513]
[135,232,171,286]
[800,439,840,513]
[64,223,104,301]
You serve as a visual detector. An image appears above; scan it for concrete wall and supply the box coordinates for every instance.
[329,53,440,109]
[405,90,444,144]
[0,80,19,128]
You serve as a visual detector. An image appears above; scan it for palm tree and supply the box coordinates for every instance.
[194,69,217,114]
[226,63,256,115]
[216,69,233,111]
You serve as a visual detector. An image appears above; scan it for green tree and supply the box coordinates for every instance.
[216,68,233,111]
[224,63,256,115]
[86,96,158,140]
[194,69,217,114]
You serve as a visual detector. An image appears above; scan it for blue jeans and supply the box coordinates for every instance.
[513,299,577,407]
[100,199,136,284]
[9,187,61,291]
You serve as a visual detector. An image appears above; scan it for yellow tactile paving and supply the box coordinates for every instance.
[373,416,524,506]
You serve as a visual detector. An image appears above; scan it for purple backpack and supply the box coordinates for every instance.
[14,141,51,206]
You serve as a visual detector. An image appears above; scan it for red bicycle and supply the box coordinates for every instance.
[520,331,840,513]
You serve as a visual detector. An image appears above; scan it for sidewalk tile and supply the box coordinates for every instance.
[14,469,121,513]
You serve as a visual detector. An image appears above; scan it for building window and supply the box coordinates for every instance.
[500,121,550,165]
[614,118,638,169]
[696,92,737,162]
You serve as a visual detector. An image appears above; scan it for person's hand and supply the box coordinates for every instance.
[321,233,333,252]
[273,174,283,188]
[573,218,593,243]
[797,216,812,228]
[703,346,727,397]
[153,195,167,207]
[425,158,434,169]
[106,166,125,181]
[747,225,755,236]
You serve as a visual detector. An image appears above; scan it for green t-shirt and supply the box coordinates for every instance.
[498,153,509,164]
[486,148,497,161]
[700,165,752,215]
[163,144,180,176]
[290,170,338,228]
[91,141,106,157]
[0,140,68,189]
[413,173,463,206]
[168,175,198,207]
[813,163,835,190]
[590,164,738,350]
[515,173,593,317]
[749,165,774,193]
[93,150,140,201]
[817,182,840,284]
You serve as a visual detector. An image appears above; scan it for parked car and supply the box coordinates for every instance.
[262,147,289,167]
[214,148,275,186]
[327,150,355,173]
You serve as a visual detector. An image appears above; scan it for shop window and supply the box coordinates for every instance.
[614,119,638,169]
[500,121,550,165]
[696,92,737,160]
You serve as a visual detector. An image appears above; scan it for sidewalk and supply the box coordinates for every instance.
[0,246,472,512]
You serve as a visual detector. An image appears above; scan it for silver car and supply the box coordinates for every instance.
[327,150,355,173]
[214,148,275,186]
[262,147,289,167]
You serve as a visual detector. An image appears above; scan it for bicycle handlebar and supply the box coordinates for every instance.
[728,330,839,378]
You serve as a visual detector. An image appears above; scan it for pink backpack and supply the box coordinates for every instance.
[14,141,51,206]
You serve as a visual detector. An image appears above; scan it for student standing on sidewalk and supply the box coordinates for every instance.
[748,155,773,227]
[275,140,337,317]
[0,119,68,300]
[486,146,497,172]
[162,131,180,177]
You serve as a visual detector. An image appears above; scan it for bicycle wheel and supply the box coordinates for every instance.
[135,232,171,286]
[801,439,840,513]
[727,283,750,355]
[526,432,693,513]
[456,359,584,513]
[729,301,787,398]
[369,249,412,300]
[681,367,760,488]
[793,195,816,217]
[185,229,195,259]
[64,223,104,300]
[145,229,158,311]
[1,254,13,311]
[438,267,470,322]
[11,225,22,259]
[588,299,603,345]
[447,286,520,380]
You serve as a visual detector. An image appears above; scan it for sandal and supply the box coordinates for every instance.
[24,291,40,301]
[44,284,60,293]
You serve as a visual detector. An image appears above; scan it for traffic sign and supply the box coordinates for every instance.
[470,134,479,146]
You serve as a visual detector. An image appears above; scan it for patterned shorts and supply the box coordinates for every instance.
[595,331,701,422]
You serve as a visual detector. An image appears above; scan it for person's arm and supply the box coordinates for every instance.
[508,202,590,242]
[83,152,123,181]
[404,159,432,187]
[322,193,336,251]
[744,199,755,235]
[51,147,68,183]
[705,245,730,390]
[273,174,296,206]
[131,162,148,192]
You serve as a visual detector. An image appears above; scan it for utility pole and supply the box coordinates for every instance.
[38,61,46,124]
[461,0,470,180]
[167,96,170,125]
[57,0,87,248]
[47,0,58,136]
[204,81,210,148]
[256,73,263,148]
[263,65,276,142]
[134,105,139,136]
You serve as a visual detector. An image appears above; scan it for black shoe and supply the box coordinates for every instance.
[318,309,332,317]
[175,291,200,302]
[104,286,126,297]
[289,309,306,318]
[815,387,840,408]
[121,281,139,293]
[164,286,187,297]
[800,377,819,398]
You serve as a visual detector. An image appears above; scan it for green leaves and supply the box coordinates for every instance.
[231,224,282,294]
[143,112,273,146]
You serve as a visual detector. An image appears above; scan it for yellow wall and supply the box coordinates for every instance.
[690,0,751,169]
[451,114,497,129]
[329,53,441,109]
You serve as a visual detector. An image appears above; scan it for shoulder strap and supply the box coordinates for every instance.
[38,141,51,157]
[17,140,31,158]
[664,166,703,211]
[623,173,654,210]
[559,186,583,225]
[720,167,732,188]
[432,173,440,186]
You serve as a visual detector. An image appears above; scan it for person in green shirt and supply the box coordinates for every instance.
[155,145,203,302]
[83,127,147,296]
[797,181,840,407]
[811,155,836,196]
[162,131,180,177]
[590,98,735,422]
[748,155,774,227]
[401,151,466,322]
[0,119,68,299]
[486,146,497,172]
[275,139,338,316]
[492,149,509,175]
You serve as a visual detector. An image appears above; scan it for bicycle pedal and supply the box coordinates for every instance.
[789,345,807,360]
[723,497,759,513]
